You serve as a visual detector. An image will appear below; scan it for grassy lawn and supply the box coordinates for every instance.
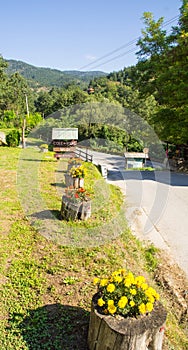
[0,146,187,349]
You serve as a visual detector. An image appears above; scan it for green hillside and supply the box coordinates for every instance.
[6,59,107,88]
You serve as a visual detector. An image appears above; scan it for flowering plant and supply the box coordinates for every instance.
[70,166,86,178]
[68,158,82,165]
[40,143,48,149]
[65,187,91,202]
[93,269,160,318]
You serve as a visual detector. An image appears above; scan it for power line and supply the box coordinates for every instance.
[89,27,175,70]
[79,15,179,71]
[79,38,138,70]
[89,48,137,71]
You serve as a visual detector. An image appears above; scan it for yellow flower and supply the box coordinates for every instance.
[112,270,119,277]
[146,302,153,313]
[108,304,117,314]
[148,295,155,303]
[135,276,146,287]
[130,300,135,307]
[93,277,99,285]
[146,287,156,295]
[139,303,146,314]
[124,272,135,287]
[107,299,114,306]
[107,283,115,293]
[145,287,159,300]
[118,296,128,308]
[141,283,148,291]
[100,278,108,287]
[113,275,123,283]
[130,288,137,295]
[98,298,105,307]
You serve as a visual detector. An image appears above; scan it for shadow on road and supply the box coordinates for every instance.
[108,170,188,187]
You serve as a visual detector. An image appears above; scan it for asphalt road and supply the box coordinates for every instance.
[88,149,188,278]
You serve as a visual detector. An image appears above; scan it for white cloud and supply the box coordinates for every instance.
[85,54,97,61]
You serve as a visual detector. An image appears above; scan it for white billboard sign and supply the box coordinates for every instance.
[52,128,78,140]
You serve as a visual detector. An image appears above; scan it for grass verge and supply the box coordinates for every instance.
[0,147,187,349]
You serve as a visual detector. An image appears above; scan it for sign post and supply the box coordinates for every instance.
[143,148,149,166]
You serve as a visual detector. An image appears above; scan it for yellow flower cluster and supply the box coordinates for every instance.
[94,268,160,318]
[70,166,86,178]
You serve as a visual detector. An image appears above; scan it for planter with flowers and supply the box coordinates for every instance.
[61,187,92,221]
[67,158,82,171]
[39,143,49,152]
[69,165,86,188]
[88,269,167,350]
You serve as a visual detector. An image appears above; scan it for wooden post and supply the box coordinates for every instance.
[88,294,167,350]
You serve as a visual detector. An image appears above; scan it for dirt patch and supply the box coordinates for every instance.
[155,250,188,332]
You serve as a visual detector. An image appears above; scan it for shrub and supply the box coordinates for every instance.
[6,129,20,147]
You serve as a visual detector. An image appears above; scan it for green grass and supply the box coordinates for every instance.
[0,146,187,349]
[126,167,155,171]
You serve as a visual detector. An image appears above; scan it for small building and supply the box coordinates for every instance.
[87,87,95,94]
[124,152,149,169]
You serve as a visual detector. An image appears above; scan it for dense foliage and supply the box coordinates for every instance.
[6,129,20,147]
[0,1,187,149]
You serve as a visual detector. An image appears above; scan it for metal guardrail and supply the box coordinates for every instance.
[75,147,93,162]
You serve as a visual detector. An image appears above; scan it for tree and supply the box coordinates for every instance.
[26,112,43,130]
[7,73,29,119]
[0,110,17,128]
[135,3,188,144]
[0,56,8,112]
[137,12,167,59]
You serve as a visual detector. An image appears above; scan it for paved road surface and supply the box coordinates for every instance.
[87,149,188,278]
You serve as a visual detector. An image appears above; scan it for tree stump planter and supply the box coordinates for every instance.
[64,174,74,187]
[88,294,167,350]
[61,196,82,220]
[61,196,92,221]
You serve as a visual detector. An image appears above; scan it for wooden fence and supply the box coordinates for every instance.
[74,147,93,162]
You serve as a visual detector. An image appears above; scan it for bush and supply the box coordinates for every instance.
[6,129,20,147]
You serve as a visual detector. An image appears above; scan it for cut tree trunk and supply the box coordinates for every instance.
[64,174,73,187]
[61,197,91,221]
[88,294,167,350]
[80,200,91,220]
[73,177,79,189]
[61,196,82,221]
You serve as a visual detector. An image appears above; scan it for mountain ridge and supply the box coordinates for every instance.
[5,59,107,88]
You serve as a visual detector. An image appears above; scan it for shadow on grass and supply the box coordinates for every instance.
[21,158,56,162]
[51,182,66,188]
[55,170,67,173]
[9,304,89,350]
[30,209,61,220]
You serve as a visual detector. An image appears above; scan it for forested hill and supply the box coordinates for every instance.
[6,59,107,88]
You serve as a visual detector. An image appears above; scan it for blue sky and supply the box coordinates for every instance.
[0,0,181,72]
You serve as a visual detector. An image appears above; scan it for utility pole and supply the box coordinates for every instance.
[22,94,29,148]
